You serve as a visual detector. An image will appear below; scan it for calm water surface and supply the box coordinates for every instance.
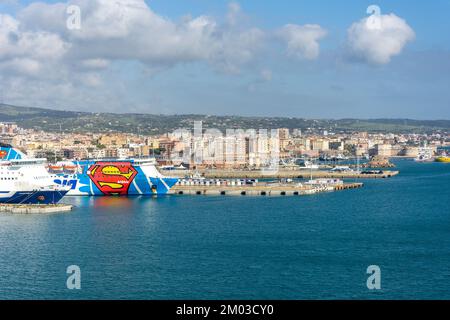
[0,159,449,299]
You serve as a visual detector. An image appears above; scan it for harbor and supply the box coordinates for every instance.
[171,177,364,196]
[0,144,368,207]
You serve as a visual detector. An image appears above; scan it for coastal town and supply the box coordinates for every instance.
[1,121,449,169]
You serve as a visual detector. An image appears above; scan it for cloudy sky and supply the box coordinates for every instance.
[0,0,449,119]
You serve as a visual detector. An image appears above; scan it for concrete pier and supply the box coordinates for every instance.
[170,182,364,197]
[172,170,399,180]
[0,204,73,214]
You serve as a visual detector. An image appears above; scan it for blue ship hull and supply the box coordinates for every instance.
[0,190,69,205]
[54,175,179,196]
[53,160,178,196]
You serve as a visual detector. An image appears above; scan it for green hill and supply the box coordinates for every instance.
[0,104,448,135]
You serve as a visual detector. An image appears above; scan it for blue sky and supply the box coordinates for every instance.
[0,0,449,119]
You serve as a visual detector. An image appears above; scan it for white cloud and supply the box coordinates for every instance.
[0,58,41,76]
[0,13,69,77]
[79,58,110,70]
[0,0,271,109]
[15,0,265,72]
[83,73,102,87]
[346,13,415,65]
[277,24,327,60]
[0,0,327,111]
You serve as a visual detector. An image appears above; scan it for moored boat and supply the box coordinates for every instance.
[434,150,450,163]
[435,156,450,163]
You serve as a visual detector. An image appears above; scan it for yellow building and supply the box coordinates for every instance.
[98,134,128,147]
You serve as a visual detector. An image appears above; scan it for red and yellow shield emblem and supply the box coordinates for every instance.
[88,162,138,195]
[0,150,7,159]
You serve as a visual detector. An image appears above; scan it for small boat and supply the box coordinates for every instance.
[329,166,354,173]
[415,154,434,162]
[435,156,450,163]
[434,150,450,163]
[295,159,319,170]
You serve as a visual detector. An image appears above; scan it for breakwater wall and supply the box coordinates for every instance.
[0,204,73,214]
[170,182,364,197]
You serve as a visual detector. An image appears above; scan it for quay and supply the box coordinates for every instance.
[0,204,73,214]
[171,182,364,197]
[172,170,399,179]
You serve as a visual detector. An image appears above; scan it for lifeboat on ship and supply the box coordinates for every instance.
[48,165,64,173]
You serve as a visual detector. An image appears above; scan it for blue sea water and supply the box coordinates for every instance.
[0,159,449,300]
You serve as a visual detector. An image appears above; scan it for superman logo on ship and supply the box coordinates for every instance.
[87,162,138,195]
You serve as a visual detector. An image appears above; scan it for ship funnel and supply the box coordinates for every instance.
[0,144,27,160]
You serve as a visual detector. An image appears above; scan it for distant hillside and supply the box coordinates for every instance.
[0,104,449,135]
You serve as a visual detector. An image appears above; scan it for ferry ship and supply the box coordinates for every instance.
[51,158,179,196]
[0,145,69,204]
[1,145,178,197]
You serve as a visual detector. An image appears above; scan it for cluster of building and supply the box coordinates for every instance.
[0,122,19,135]
[0,122,448,168]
